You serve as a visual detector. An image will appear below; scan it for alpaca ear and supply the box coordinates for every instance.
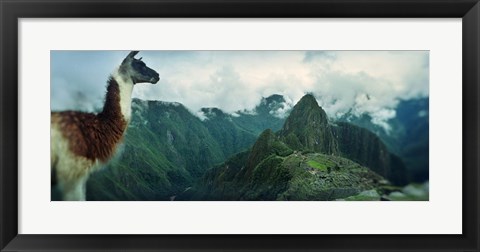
[127,51,139,58]
[122,51,140,64]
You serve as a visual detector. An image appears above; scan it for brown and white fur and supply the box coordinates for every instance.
[51,51,159,200]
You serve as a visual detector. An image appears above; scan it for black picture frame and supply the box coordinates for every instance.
[1,0,479,251]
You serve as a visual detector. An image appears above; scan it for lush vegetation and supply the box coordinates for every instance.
[185,94,416,201]
[86,96,287,200]
[337,98,429,182]
[307,160,329,172]
[84,94,428,201]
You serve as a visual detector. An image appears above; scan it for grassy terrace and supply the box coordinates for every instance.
[307,160,328,171]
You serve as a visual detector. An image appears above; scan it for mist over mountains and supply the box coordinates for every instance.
[86,94,428,201]
[50,51,429,201]
[338,98,429,182]
[52,51,429,131]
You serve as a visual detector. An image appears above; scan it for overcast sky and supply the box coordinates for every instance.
[51,50,429,128]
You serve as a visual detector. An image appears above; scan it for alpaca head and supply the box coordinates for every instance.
[120,51,160,84]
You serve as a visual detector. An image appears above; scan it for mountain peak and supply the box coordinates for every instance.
[286,94,328,127]
[280,94,338,155]
[262,94,286,105]
[255,94,290,117]
[296,93,319,107]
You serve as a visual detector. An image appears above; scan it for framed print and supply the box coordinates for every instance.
[1,0,479,251]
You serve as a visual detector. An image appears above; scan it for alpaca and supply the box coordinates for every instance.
[51,51,159,201]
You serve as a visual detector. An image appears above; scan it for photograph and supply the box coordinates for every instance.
[3,0,478,250]
[50,50,429,201]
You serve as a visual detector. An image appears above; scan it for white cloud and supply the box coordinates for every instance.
[305,51,428,129]
[51,51,429,129]
[195,111,208,121]
[267,96,295,119]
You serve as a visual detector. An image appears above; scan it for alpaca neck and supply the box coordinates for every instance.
[100,71,134,122]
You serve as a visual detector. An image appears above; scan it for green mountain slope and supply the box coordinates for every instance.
[200,107,257,157]
[277,94,406,185]
[279,94,338,154]
[231,94,288,135]
[85,93,414,201]
[332,122,407,185]
[188,132,385,201]
[338,98,429,182]
[186,94,408,200]
[86,96,284,201]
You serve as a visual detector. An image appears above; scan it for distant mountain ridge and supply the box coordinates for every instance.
[338,98,429,182]
[278,94,407,184]
[185,94,408,201]
[86,93,425,201]
[229,94,288,135]
[86,95,287,200]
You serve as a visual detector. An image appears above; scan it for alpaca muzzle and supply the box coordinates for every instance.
[151,74,160,84]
